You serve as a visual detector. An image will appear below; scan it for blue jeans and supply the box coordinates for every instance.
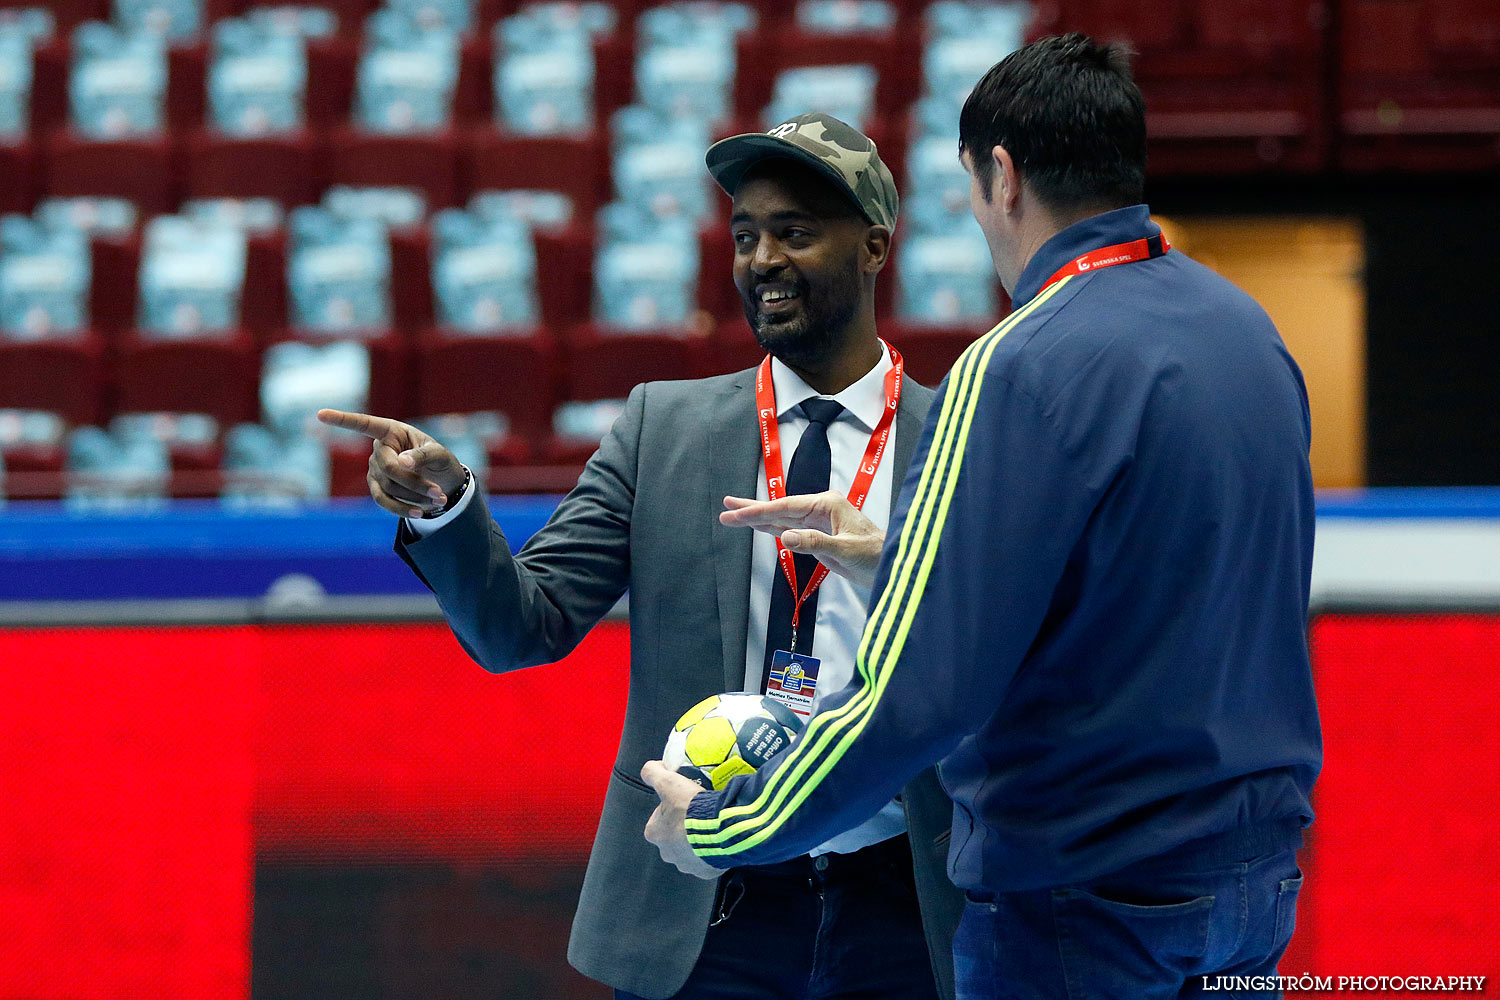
[954,849,1304,999]
[615,835,938,1000]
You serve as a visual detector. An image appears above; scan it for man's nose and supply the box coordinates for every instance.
[751,235,787,275]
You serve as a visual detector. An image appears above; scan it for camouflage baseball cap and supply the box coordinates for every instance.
[705,112,899,231]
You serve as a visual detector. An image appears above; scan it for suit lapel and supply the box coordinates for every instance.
[890,375,931,507]
[708,373,761,692]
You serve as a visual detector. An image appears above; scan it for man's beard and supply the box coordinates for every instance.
[744,262,862,368]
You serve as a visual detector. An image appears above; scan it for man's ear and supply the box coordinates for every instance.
[992,145,1021,214]
[861,224,892,274]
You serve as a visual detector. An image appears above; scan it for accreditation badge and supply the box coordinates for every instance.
[765,650,820,718]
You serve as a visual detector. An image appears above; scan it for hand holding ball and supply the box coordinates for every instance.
[661,693,804,791]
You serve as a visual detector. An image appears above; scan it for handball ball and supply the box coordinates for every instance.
[662,693,804,791]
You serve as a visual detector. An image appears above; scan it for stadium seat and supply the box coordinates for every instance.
[181,131,323,206]
[44,133,177,215]
[271,328,414,422]
[0,0,105,34]
[564,322,706,402]
[0,333,105,425]
[1339,0,1500,171]
[454,35,493,124]
[304,37,359,127]
[113,329,261,427]
[389,226,436,330]
[0,140,39,214]
[327,128,463,208]
[166,43,208,133]
[241,231,289,332]
[414,326,558,445]
[531,224,596,330]
[29,39,69,136]
[464,130,610,222]
[880,319,988,389]
[89,233,141,334]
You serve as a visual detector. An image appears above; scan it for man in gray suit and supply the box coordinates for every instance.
[319,113,963,1000]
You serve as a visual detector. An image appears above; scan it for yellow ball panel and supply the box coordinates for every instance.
[684,716,737,767]
[709,755,756,789]
[674,695,721,733]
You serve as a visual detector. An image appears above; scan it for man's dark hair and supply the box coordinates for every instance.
[959,33,1146,214]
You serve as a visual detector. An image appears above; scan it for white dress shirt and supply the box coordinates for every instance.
[741,344,906,857]
[411,344,907,856]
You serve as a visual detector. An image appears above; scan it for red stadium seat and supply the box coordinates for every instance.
[563,322,707,401]
[242,231,289,332]
[167,44,208,133]
[44,132,178,216]
[113,330,261,427]
[594,33,637,122]
[304,38,359,127]
[532,225,596,330]
[0,333,105,425]
[29,39,69,137]
[0,140,40,214]
[327,128,463,208]
[1339,0,1500,171]
[880,319,991,389]
[181,131,323,206]
[708,322,766,379]
[733,29,916,129]
[454,36,493,126]
[389,227,434,332]
[89,234,142,335]
[414,326,558,444]
[464,129,610,223]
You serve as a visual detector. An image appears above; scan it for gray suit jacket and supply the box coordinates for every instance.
[397,367,963,1000]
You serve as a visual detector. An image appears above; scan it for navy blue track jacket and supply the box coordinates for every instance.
[684,205,1323,891]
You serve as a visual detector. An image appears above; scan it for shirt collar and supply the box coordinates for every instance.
[768,340,894,432]
[1011,204,1159,307]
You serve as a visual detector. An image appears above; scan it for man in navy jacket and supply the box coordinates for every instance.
[646,33,1322,998]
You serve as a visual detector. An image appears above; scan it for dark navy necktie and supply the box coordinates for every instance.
[763,398,844,683]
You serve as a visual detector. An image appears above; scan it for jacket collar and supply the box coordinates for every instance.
[1011,204,1158,307]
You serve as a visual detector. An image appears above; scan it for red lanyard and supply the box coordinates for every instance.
[754,341,903,651]
[1038,231,1170,295]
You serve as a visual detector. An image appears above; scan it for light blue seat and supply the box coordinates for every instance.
[633,29,736,125]
[469,190,574,231]
[137,214,247,337]
[65,424,170,511]
[609,104,709,155]
[431,207,539,333]
[612,140,710,221]
[413,410,508,486]
[0,215,90,339]
[796,0,896,34]
[114,0,203,43]
[763,64,877,132]
[243,6,339,40]
[387,0,476,36]
[35,197,138,238]
[553,398,626,443]
[322,185,427,230]
[260,339,370,436]
[905,134,976,224]
[637,3,755,46]
[181,197,285,235]
[494,39,593,135]
[286,207,392,332]
[0,11,52,142]
[896,230,998,324]
[593,235,698,329]
[69,23,167,139]
[922,21,1029,105]
[504,1,616,40]
[924,0,1032,44]
[596,200,695,246]
[911,93,962,143]
[208,17,306,137]
[354,10,458,135]
[221,421,330,505]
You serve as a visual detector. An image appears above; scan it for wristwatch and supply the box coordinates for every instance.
[421,465,472,519]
